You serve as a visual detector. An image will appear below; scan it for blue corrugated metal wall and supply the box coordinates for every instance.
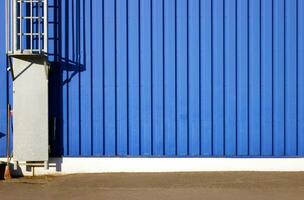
[1,0,304,157]
[0,0,7,156]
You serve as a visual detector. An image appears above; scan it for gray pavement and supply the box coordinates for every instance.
[1,172,304,200]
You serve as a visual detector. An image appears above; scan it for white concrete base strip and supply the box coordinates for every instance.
[1,157,304,176]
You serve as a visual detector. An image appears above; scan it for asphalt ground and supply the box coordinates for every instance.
[1,172,304,200]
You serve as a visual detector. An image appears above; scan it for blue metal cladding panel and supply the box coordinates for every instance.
[1,0,304,157]
[0,0,7,156]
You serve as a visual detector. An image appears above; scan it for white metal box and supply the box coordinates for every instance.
[13,57,49,163]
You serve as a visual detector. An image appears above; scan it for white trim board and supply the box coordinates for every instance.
[1,157,304,176]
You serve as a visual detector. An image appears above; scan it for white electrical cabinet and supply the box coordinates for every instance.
[13,57,49,166]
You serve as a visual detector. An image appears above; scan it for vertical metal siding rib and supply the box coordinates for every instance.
[61,0,68,156]
[164,0,176,156]
[176,0,188,156]
[80,0,92,156]
[102,0,105,155]
[116,0,128,156]
[139,0,152,156]
[115,0,118,156]
[128,0,140,155]
[296,0,299,155]
[68,0,80,156]
[273,0,285,156]
[261,0,273,155]
[150,0,153,155]
[126,0,130,155]
[198,0,202,155]
[201,0,213,156]
[188,0,200,156]
[152,0,164,156]
[225,0,237,156]
[138,0,141,155]
[237,0,249,156]
[186,0,189,156]
[213,0,224,156]
[104,0,116,156]
[92,0,104,155]
[249,0,261,155]
[298,0,304,155]
[283,0,286,155]
[162,0,165,156]
[285,0,297,155]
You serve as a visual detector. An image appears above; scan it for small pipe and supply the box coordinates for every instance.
[6,57,11,168]
[6,104,11,165]
[4,104,11,180]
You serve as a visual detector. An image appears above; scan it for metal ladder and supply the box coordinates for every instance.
[6,0,48,56]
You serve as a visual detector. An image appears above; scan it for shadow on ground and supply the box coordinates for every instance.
[0,162,24,180]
